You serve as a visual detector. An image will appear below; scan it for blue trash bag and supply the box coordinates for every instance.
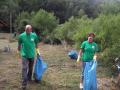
[68,50,78,60]
[83,60,97,90]
[34,56,47,81]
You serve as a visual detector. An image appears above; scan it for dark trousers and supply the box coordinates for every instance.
[22,57,34,86]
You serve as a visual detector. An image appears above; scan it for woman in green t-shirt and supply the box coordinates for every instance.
[77,33,98,89]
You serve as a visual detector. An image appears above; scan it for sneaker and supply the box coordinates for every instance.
[79,83,83,89]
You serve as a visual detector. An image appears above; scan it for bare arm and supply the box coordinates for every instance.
[93,43,98,60]
[18,36,22,51]
[77,48,83,62]
[36,43,38,49]
[93,53,98,60]
[35,33,39,49]
[18,43,21,51]
[36,43,40,55]
[78,48,83,57]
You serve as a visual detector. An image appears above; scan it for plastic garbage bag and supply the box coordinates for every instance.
[34,56,47,81]
[68,50,78,60]
[83,60,97,90]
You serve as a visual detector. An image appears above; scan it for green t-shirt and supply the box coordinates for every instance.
[80,41,98,62]
[18,32,38,58]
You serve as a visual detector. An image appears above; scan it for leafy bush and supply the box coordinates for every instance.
[43,38,51,44]
[14,11,31,33]
[31,9,59,37]
[54,15,93,48]
[100,39,120,76]
[53,13,120,74]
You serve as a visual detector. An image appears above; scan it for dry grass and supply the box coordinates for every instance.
[0,33,11,39]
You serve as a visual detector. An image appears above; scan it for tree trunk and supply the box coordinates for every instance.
[10,12,12,35]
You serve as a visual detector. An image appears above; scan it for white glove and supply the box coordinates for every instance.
[36,48,40,56]
[77,55,81,63]
[93,55,97,60]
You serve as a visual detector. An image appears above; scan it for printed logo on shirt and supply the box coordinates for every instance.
[92,46,95,49]
[31,38,34,41]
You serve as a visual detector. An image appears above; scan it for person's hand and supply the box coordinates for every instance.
[36,48,40,56]
[93,55,97,61]
[77,55,81,63]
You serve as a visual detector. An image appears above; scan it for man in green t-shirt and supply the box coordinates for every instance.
[77,32,98,89]
[18,25,39,90]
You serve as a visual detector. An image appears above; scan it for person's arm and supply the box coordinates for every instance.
[35,42,39,48]
[17,35,22,58]
[36,44,40,56]
[77,41,85,63]
[18,35,22,51]
[93,53,97,60]
[34,34,40,55]
[77,49,83,62]
[93,43,98,60]
[18,44,21,51]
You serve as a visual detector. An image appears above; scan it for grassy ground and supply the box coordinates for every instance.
[0,36,119,90]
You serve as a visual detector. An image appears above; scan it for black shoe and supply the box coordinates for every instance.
[28,78,32,81]
[35,79,41,83]
[21,86,26,90]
